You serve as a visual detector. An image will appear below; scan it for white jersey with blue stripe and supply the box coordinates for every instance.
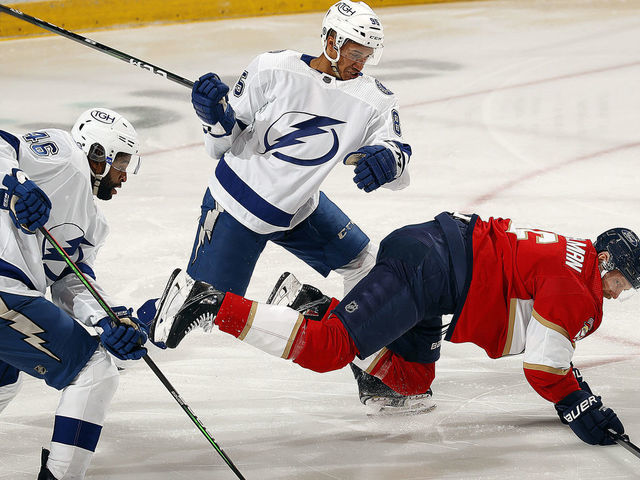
[0,131,45,297]
[204,50,411,234]
[0,129,112,325]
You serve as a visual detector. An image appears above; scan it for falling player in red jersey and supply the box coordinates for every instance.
[150,211,638,445]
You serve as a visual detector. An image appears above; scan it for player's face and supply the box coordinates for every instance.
[337,41,374,80]
[601,270,632,299]
[97,167,127,201]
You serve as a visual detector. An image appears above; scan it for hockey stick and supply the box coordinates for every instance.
[39,226,247,480]
[608,430,640,459]
[0,4,193,88]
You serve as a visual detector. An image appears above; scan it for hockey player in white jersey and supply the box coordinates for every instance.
[182,0,410,297]
[141,0,413,409]
[0,108,147,479]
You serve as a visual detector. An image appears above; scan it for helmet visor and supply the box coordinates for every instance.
[109,151,141,174]
[340,42,383,65]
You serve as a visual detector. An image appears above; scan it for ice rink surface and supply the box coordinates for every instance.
[2,0,640,478]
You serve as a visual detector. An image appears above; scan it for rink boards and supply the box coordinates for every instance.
[1,0,487,38]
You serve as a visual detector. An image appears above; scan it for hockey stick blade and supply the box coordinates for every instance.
[0,4,193,88]
[608,430,640,459]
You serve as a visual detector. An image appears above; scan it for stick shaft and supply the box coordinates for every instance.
[609,430,640,459]
[0,4,193,88]
[39,227,246,479]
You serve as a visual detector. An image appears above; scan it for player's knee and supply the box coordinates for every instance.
[336,242,379,295]
[73,346,120,400]
[0,374,22,414]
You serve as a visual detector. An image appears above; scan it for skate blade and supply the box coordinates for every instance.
[366,402,437,417]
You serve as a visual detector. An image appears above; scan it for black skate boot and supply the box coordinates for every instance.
[151,269,226,348]
[37,449,57,480]
[267,272,332,320]
[350,364,436,416]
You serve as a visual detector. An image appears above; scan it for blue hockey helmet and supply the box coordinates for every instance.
[594,227,640,289]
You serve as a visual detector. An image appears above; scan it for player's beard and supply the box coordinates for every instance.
[96,174,119,200]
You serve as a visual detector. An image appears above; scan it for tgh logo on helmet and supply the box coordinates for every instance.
[337,2,356,15]
[91,110,116,124]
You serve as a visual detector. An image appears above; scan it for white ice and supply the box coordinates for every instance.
[1,1,640,478]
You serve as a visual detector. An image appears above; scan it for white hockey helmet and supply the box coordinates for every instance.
[71,108,141,177]
[321,0,384,65]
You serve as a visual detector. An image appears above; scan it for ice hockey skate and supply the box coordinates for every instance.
[37,449,57,480]
[267,272,333,320]
[351,364,436,416]
[150,269,225,348]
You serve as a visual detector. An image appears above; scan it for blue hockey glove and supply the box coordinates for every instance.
[97,306,148,361]
[191,72,236,135]
[136,298,167,349]
[1,169,51,234]
[345,145,397,192]
[555,389,624,445]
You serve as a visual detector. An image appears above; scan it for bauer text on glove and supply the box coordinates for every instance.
[555,389,624,445]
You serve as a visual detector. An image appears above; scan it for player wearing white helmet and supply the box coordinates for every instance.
[71,108,140,200]
[319,0,384,79]
[0,108,146,479]
[140,0,413,411]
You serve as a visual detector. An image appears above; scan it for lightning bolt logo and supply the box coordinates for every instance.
[263,112,345,166]
[1,307,60,361]
[191,206,221,266]
[41,224,94,282]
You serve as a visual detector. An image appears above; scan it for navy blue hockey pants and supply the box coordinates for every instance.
[187,188,369,295]
[332,215,471,364]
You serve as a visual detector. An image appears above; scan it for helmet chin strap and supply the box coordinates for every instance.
[323,43,343,80]
[91,173,103,196]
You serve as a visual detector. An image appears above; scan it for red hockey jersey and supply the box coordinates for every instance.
[447,216,603,403]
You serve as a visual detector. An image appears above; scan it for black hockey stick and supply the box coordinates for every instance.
[39,226,247,480]
[608,430,640,459]
[0,4,193,88]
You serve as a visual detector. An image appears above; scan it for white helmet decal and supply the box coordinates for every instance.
[321,0,384,66]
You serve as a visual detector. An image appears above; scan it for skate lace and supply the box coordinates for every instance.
[198,312,216,333]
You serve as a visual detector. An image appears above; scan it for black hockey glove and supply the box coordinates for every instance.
[555,389,624,445]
